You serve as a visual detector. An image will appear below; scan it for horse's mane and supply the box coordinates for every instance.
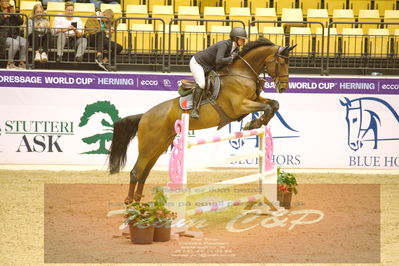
[239,37,275,57]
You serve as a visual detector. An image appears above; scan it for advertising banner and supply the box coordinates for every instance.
[0,70,398,169]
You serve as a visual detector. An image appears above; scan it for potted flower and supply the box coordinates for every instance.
[277,167,298,209]
[152,187,177,242]
[124,202,157,244]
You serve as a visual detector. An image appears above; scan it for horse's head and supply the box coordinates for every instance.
[264,45,296,93]
[340,97,363,151]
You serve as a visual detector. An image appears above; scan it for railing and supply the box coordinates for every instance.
[1,12,398,75]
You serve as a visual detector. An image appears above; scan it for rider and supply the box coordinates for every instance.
[189,27,247,119]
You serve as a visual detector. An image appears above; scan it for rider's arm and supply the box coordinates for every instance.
[215,42,233,68]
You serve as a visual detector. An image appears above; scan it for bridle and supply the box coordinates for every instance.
[236,46,289,92]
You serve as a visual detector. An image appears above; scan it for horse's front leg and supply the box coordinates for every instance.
[240,97,279,130]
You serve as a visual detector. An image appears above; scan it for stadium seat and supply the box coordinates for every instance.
[384,10,399,34]
[20,1,39,19]
[173,0,197,14]
[307,9,329,33]
[358,9,380,33]
[248,0,270,15]
[158,24,180,53]
[348,0,371,16]
[122,0,141,14]
[299,0,321,15]
[116,23,128,51]
[46,1,65,26]
[183,25,207,54]
[198,0,220,13]
[290,27,312,56]
[261,26,285,46]
[394,29,399,56]
[342,28,365,56]
[367,28,390,57]
[152,5,174,27]
[203,6,226,31]
[247,26,259,41]
[100,4,122,20]
[222,0,244,15]
[254,8,278,30]
[147,0,168,14]
[177,6,200,29]
[210,25,231,45]
[316,27,338,56]
[126,5,149,25]
[332,9,355,34]
[281,8,304,29]
[74,3,95,25]
[325,0,347,15]
[229,7,251,26]
[374,0,397,16]
[131,24,154,53]
[274,0,295,16]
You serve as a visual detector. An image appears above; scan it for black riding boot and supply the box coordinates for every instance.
[190,85,203,120]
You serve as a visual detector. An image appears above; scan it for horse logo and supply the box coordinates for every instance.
[340,97,399,151]
[79,101,121,154]
[228,112,299,150]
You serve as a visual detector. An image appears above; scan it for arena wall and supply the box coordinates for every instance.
[0,70,398,169]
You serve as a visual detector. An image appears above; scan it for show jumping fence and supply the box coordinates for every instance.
[167,113,278,225]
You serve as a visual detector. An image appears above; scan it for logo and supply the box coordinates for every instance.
[227,112,301,166]
[228,112,299,150]
[340,97,399,151]
[163,79,172,87]
[140,80,158,86]
[79,101,121,154]
[3,120,74,152]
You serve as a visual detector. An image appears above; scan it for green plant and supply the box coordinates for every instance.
[277,167,298,194]
[152,187,177,225]
[121,187,176,228]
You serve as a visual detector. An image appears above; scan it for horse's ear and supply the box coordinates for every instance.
[280,44,296,56]
[340,97,351,106]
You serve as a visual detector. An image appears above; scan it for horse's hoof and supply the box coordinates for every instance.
[243,121,251,130]
[124,197,133,205]
[133,193,144,202]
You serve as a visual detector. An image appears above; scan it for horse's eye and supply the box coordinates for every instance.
[352,118,358,123]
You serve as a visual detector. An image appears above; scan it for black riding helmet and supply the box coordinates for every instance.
[230,27,248,40]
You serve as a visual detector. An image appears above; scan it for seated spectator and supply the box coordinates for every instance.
[85,8,122,71]
[89,0,119,11]
[53,1,87,62]
[28,3,51,63]
[0,0,27,69]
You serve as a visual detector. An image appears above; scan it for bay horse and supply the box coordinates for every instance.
[109,38,296,204]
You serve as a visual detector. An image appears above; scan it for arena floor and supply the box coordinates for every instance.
[0,168,398,265]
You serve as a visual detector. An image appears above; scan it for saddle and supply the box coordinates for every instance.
[178,71,221,110]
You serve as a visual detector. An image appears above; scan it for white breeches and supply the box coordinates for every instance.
[189,56,206,89]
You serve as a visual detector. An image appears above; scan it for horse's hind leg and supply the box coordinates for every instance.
[125,131,175,204]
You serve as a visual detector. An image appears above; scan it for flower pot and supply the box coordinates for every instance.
[129,224,154,244]
[277,190,293,209]
[153,222,171,242]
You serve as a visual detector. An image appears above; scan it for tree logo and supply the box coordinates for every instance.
[79,101,121,154]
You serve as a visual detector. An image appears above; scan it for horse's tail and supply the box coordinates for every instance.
[108,114,143,174]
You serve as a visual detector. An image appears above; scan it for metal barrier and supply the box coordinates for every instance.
[326,21,399,75]
[0,12,29,69]
[250,20,326,75]
[113,17,166,72]
[167,18,246,72]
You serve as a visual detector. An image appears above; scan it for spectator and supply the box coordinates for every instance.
[28,3,51,63]
[85,8,121,71]
[0,0,27,69]
[53,1,87,62]
[90,0,119,11]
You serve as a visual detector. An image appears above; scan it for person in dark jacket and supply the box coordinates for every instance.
[189,27,247,119]
[0,0,27,69]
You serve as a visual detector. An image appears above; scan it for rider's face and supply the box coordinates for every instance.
[236,38,246,46]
